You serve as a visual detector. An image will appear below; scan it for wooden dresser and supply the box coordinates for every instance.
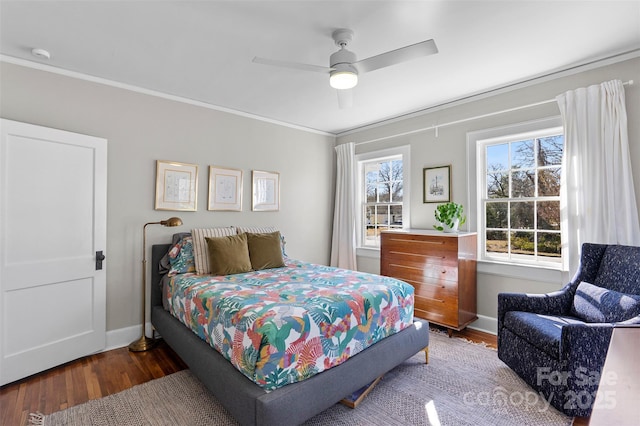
[380,229,477,332]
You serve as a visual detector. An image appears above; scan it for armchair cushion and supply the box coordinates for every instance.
[503,312,584,358]
[571,281,640,323]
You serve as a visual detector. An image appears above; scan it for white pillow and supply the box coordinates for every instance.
[191,227,236,274]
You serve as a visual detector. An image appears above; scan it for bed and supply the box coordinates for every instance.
[150,230,430,425]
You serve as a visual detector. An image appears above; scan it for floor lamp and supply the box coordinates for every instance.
[129,217,183,352]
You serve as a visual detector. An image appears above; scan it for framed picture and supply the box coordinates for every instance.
[252,170,279,211]
[423,165,451,203]
[208,166,243,211]
[155,160,198,211]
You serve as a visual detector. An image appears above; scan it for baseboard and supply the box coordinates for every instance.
[104,322,159,352]
[104,324,141,351]
[468,314,497,335]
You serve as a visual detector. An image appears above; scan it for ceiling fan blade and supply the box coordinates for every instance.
[252,56,331,73]
[337,88,353,109]
[354,39,438,73]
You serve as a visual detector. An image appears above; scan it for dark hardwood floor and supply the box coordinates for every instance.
[1,327,586,426]
[0,340,187,426]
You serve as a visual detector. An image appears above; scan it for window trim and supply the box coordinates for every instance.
[355,145,410,251]
[467,116,566,272]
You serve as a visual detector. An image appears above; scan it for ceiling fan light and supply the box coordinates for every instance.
[330,70,358,89]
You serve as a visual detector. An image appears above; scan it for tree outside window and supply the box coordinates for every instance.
[483,133,564,264]
[363,156,403,247]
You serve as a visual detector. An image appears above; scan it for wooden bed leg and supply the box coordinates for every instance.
[447,328,453,338]
[423,346,429,364]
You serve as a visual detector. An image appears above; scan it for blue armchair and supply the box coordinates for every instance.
[497,243,640,417]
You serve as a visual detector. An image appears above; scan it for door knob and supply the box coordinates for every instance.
[96,250,106,270]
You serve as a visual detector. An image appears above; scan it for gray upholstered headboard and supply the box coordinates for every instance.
[151,244,171,309]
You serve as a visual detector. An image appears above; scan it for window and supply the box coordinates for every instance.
[356,146,410,249]
[475,122,564,268]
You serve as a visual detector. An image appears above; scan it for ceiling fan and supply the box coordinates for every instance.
[252,29,438,108]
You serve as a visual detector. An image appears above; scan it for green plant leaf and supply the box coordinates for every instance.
[433,202,466,231]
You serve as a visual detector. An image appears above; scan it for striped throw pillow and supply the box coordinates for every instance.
[235,226,277,234]
[191,227,236,274]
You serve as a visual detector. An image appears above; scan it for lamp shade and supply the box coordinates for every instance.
[161,217,183,227]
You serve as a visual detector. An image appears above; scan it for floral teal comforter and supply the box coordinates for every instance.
[164,258,415,390]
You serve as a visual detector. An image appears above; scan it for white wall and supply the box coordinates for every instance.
[338,55,640,334]
[0,62,336,337]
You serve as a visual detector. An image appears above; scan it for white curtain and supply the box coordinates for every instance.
[330,142,357,269]
[556,79,640,276]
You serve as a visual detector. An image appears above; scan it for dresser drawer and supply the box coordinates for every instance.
[383,256,459,283]
[414,296,458,327]
[411,280,458,301]
[383,249,458,267]
[381,233,458,256]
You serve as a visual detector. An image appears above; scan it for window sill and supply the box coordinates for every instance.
[477,260,564,284]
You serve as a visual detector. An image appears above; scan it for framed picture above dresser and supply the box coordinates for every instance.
[380,229,477,334]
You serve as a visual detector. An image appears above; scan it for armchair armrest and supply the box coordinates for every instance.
[497,282,576,331]
[617,314,640,326]
[561,323,615,378]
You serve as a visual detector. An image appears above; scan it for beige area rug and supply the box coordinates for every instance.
[34,330,572,426]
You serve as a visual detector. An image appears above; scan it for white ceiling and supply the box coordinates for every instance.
[1,1,639,135]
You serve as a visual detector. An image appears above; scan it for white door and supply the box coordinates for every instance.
[0,119,107,385]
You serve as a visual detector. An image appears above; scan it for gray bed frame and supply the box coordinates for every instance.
[151,243,430,426]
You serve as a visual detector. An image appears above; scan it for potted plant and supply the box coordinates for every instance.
[434,202,466,233]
